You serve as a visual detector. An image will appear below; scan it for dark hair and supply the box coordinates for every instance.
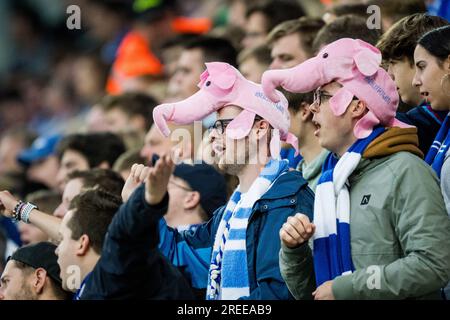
[281,89,314,114]
[313,15,382,53]
[246,0,305,33]
[99,92,158,130]
[67,168,125,197]
[25,190,61,214]
[13,260,71,300]
[377,13,449,65]
[326,3,369,18]
[366,0,426,28]
[56,133,126,168]
[161,33,199,50]
[184,36,238,67]
[90,0,134,19]
[418,25,450,64]
[67,189,122,254]
[267,17,325,58]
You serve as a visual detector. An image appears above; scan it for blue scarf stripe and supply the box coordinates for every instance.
[221,251,248,287]
[313,126,385,286]
[227,229,247,240]
[425,113,450,178]
[232,208,253,219]
[207,159,290,300]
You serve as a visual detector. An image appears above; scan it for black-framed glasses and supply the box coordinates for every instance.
[313,88,334,107]
[209,116,263,135]
[208,118,234,134]
[311,88,358,112]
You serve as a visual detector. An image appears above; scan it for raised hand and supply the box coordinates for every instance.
[122,164,151,202]
[145,153,174,205]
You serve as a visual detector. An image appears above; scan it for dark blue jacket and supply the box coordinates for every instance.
[158,170,315,300]
[396,104,447,155]
[80,188,194,300]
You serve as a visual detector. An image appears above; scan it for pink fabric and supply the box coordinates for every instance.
[261,38,412,139]
[152,62,298,155]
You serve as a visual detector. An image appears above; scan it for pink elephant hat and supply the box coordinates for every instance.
[261,38,412,139]
[152,62,299,157]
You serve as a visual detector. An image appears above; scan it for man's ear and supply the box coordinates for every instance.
[33,268,48,294]
[183,191,201,210]
[76,234,90,256]
[255,120,271,139]
[299,102,312,121]
[350,100,369,119]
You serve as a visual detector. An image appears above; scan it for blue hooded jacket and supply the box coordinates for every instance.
[158,170,315,300]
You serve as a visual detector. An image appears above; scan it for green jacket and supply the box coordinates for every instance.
[280,149,450,299]
[296,150,329,192]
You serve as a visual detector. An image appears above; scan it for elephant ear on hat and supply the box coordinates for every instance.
[197,62,238,90]
[353,39,382,76]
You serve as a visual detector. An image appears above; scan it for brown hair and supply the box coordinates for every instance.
[67,189,122,254]
[267,17,325,58]
[56,132,126,168]
[367,0,427,27]
[246,0,305,33]
[325,3,369,18]
[281,89,314,114]
[99,92,158,131]
[313,15,382,53]
[67,168,125,197]
[377,13,449,65]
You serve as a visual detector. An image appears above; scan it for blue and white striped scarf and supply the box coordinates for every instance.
[425,112,450,179]
[206,159,289,300]
[313,126,385,286]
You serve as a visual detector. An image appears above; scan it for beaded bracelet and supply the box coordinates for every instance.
[12,200,24,221]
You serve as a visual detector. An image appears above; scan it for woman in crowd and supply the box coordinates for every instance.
[413,25,450,215]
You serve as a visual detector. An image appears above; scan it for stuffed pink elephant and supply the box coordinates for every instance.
[261,38,410,139]
[153,62,299,157]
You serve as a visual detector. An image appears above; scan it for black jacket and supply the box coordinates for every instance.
[80,187,194,300]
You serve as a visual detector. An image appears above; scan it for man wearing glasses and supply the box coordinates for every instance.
[128,61,316,300]
[263,38,450,300]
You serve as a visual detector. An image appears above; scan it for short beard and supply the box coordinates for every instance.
[12,280,37,300]
[218,141,250,176]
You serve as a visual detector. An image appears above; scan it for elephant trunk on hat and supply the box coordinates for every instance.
[152,62,299,157]
[262,38,410,139]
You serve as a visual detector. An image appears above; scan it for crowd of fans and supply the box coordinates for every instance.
[0,0,449,301]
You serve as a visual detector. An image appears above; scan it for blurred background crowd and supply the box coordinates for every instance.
[0,0,449,277]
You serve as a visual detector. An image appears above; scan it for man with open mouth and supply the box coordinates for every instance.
[263,38,450,300]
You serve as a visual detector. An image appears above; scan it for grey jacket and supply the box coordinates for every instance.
[280,151,450,300]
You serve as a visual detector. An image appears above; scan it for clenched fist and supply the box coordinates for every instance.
[0,190,19,218]
[280,213,315,248]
